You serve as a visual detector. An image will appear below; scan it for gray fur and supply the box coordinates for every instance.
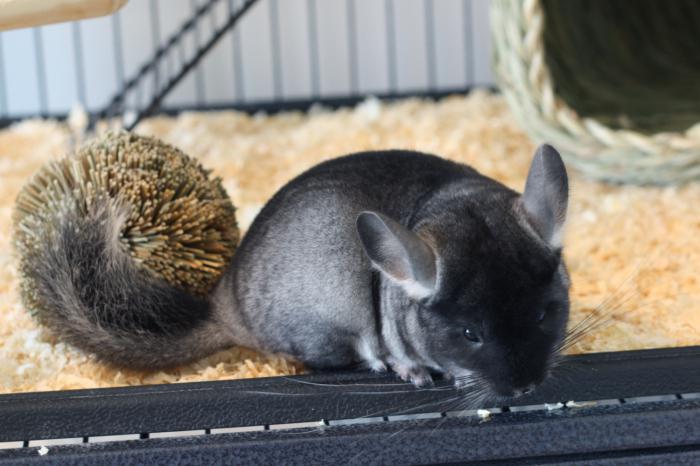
[521,143,568,247]
[356,211,436,298]
[213,144,570,391]
[36,145,570,395]
[28,200,235,369]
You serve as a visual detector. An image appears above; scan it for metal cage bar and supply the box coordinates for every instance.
[0,0,488,126]
[93,0,259,130]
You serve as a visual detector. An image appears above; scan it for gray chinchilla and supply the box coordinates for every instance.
[30,143,569,398]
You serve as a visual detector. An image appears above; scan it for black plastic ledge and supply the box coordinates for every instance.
[2,399,700,465]
[1,346,699,444]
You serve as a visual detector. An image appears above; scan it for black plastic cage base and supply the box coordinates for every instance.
[1,346,699,465]
[3,399,700,465]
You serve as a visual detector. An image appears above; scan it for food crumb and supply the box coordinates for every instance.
[37,446,49,456]
[565,400,596,408]
[545,402,564,411]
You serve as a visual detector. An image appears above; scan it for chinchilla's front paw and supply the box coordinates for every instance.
[366,359,388,373]
[391,363,434,388]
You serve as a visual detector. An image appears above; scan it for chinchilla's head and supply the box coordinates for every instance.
[357,144,570,398]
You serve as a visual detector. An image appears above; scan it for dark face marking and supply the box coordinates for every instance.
[415,197,569,398]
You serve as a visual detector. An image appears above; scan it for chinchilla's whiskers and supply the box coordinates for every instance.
[281,391,468,440]
[455,376,492,405]
[458,390,491,414]
[557,279,668,357]
[557,267,646,354]
[372,377,491,424]
[543,354,584,390]
[344,394,462,466]
[550,294,656,374]
[558,313,610,353]
[280,375,454,393]
[340,390,472,458]
[422,382,492,439]
[345,380,494,464]
[558,242,670,354]
[454,372,489,385]
[559,285,643,353]
[280,380,491,444]
[346,375,492,422]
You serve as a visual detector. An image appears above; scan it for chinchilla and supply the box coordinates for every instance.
[29,143,569,397]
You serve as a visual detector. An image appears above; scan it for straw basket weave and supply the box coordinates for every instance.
[492,0,700,184]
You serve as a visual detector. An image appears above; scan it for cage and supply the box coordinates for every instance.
[0,1,699,464]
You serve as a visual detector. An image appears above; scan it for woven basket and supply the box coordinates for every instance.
[492,0,700,184]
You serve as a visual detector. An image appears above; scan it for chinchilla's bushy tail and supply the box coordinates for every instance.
[22,201,233,370]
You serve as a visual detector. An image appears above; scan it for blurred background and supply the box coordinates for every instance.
[0,0,492,121]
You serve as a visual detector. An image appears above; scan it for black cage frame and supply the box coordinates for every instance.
[1,347,699,464]
[0,1,699,464]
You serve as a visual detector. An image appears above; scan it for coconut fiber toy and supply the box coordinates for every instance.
[13,132,239,363]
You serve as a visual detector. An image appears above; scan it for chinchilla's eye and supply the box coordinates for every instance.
[538,302,558,323]
[463,328,481,343]
[536,309,547,323]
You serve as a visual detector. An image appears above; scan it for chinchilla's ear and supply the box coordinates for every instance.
[521,144,569,248]
[356,211,436,299]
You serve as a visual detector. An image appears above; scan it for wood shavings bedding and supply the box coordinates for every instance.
[0,91,698,394]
